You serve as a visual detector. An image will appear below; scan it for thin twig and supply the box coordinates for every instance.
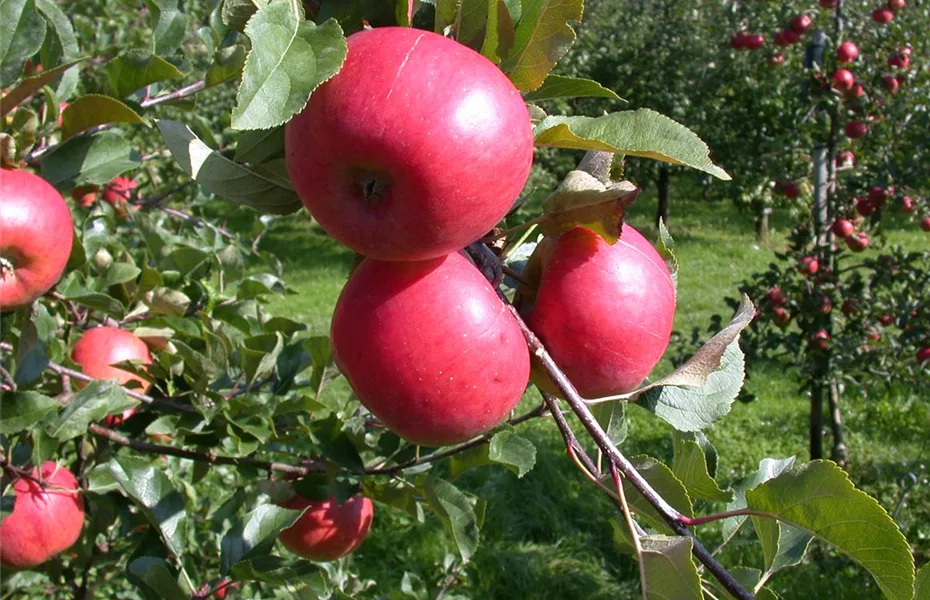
[611,461,647,600]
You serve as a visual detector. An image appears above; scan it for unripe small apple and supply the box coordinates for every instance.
[899,196,914,213]
[277,494,373,561]
[798,256,819,275]
[856,198,876,217]
[836,41,859,63]
[845,120,868,139]
[872,7,894,23]
[920,217,930,232]
[831,69,855,91]
[790,14,812,34]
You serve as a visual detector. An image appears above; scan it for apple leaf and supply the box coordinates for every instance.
[144,0,188,57]
[12,303,55,386]
[747,460,914,600]
[456,0,489,50]
[420,476,481,563]
[47,380,137,440]
[539,170,639,242]
[915,563,930,600]
[229,555,321,583]
[621,456,693,533]
[488,430,537,478]
[231,4,346,130]
[656,219,679,293]
[501,0,583,92]
[60,94,147,141]
[534,109,732,181]
[157,120,302,214]
[107,50,185,99]
[591,399,627,446]
[220,503,303,574]
[0,0,46,87]
[364,479,424,522]
[109,455,188,559]
[205,41,248,88]
[640,535,704,600]
[40,129,141,188]
[633,296,755,432]
[480,0,515,64]
[222,0,270,32]
[0,391,58,435]
[524,74,623,102]
[721,457,797,544]
[34,0,80,99]
[235,126,285,164]
[671,432,732,503]
[0,58,86,117]
[308,412,365,473]
[128,557,189,600]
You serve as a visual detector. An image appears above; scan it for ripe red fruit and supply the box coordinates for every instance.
[278,494,373,561]
[901,46,912,56]
[790,14,812,33]
[781,29,802,44]
[72,327,153,393]
[917,347,930,363]
[102,177,138,216]
[920,217,930,232]
[841,298,860,317]
[730,33,747,49]
[846,232,870,252]
[856,198,876,217]
[285,27,533,262]
[878,314,895,326]
[213,580,239,599]
[772,306,792,328]
[888,53,910,69]
[820,296,833,314]
[0,169,74,311]
[811,329,830,351]
[872,7,894,23]
[0,462,84,569]
[332,252,529,445]
[527,226,675,398]
[868,186,889,206]
[882,74,900,93]
[743,34,765,50]
[777,181,801,198]
[768,54,785,67]
[831,69,855,91]
[820,0,838,7]
[765,287,787,306]
[835,150,855,167]
[899,196,914,213]
[831,219,855,238]
[798,256,819,275]
[836,41,859,63]
[70,184,98,207]
[845,83,865,100]
[845,120,868,139]
[888,0,906,10]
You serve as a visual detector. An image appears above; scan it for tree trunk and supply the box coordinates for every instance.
[656,164,670,227]
[755,206,771,244]
[828,378,847,467]
[810,382,824,460]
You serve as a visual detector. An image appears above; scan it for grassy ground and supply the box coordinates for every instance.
[256,184,929,599]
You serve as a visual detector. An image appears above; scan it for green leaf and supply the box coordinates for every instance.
[591,399,627,445]
[524,74,622,102]
[448,445,493,479]
[421,476,480,562]
[755,520,812,576]
[40,129,141,188]
[84,463,120,494]
[656,219,678,293]
[915,563,930,600]
[488,431,536,478]
[48,380,137,440]
[34,0,80,99]
[144,0,188,57]
[671,432,732,503]
[107,50,185,98]
[240,332,283,386]
[0,391,58,435]
[220,503,302,574]
[622,456,693,533]
[128,557,189,600]
[501,0,582,92]
[640,535,703,600]
[480,0,515,64]
[157,119,302,214]
[0,0,47,87]
[235,126,285,164]
[0,57,84,118]
[231,8,346,130]
[309,413,364,473]
[721,457,796,542]
[13,303,55,386]
[455,0,488,50]
[229,555,320,583]
[221,0,270,32]
[103,262,141,287]
[109,455,188,558]
[534,109,731,180]
[746,460,915,600]
[539,171,638,242]
[60,94,146,141]
[205,41,248,88]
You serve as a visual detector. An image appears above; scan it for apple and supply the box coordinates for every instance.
[820,296,833,315]
[332,251,529,445]
[868,186,889,206]
[777,181,801,198]
[526,225,676,398]
[72,326,153,393]
[872,7,894,23]
[901,46,912,56]
[772,306,792,328]
[836,41,859,63]
[878,314,895,326]
[917,347,930,363]
[835,150,855,167]
[856,198,876,217]
[285,27,533,262]
[782,28,802,44]
[767,54,785,67]
[0,168,74,311]
[820,0,838,7]
[730,33,747,49]
[888,0,906,9]
[888,53,910,69]
[899,196,914,213]
[811,329,830,351]
[845,83,865,99]
[920,217,930,232]
[831,69,855,91]
[70,184,99,207]
[831,219,855,238]
[743,34,765,50]
[868,329,882,342]
[213,579,239,599]
[765,287,787,306]
[841,298,860,316]
[790,14,812,34]
[845,120,868,139]
[278,494,373,561]
[102,176,138,217]
[0,462,84,569]
[846,232,870,252]
[798,256,819,275]
[882,74,900,93]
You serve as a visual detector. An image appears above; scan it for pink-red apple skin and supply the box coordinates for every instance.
[331,252,529,446]
[0,462,84,570]
[790,14,812,33]
[72,327,153,393]
[837,41,859,63]
[845,121,868,139]
[872,7,894,22]
[917,347,930,363]
[847,232,870,252]
[899,196,914,213]
[920,217,930,232]
[285,27,533,262]
[742,34,765,50]
[278,495,373,561]
[831,69,855,91]
[798,256,819,275]
[102,177,138,214]
[820,0,838,7]
[0,169,74,310]
[527,226,676,398]
[831,219,855,238]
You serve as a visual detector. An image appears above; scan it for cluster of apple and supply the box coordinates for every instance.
[70,176,139,215]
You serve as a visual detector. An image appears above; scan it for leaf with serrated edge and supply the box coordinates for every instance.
[0,0,47,87]
[535,110,731,181]
[421,476,479,562]
[235,127,285,163]
[672,432,732,503]
[501,0,583,92]
[40,129,141,187]
[128,557,189,600]
[640,535,703,600]
[220,503,302,574]
[488,431,536,478]
[915,563,930,600]
[721,457,796,543]
[107,50,184,98]
[34,0,80,98]
[2,60,85,119]
[656,219,678,294]
[231,6,346,130]
[0,392,58,435]
[145,0,188,57]
[539,171,638,242]
[157,120,301,214]
[47,380,137,440]
[60,94,147,141]
[524,74,622,102]
[620,456,693,534]
[747,460,914,600]
[480,0,515,64]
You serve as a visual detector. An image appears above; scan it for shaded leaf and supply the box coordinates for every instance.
[40,129,141,188]
[480,0,515,64]
[110,455,187,558]
[591,399,627,445]
[60,94,146,141]
[640,535,703,600]
[229,555,320,583]
[205,41,248,88]
[622,456,693,533]
[128,557,188,600]
[501,0,582,91]
[0,0,46,87]
[222,0,269,32]
[524,74,622,102]
[235,126,285,164]
[915,563,930,600]
[107,50,184,98]
[220,503,302,574]
[34,0,80,98]
[13,303,55,386]
[721,457,796,543]
[309,413,364,473]
[0,391,58,435]
[144,0,188,57]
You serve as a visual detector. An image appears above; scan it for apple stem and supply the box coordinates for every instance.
[358,174,389,202]
[0,255,15,279]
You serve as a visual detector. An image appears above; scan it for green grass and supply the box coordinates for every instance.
[255,187,929,599]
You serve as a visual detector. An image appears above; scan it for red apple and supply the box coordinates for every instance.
[841,298,860,316]
[743,34,765,50]
[0,462,84,569]
[72,327,153,393]
[777,181,801,198]
[331,252,529,445]
[917,347,930,363]
[836,41,859,63]
[102,176,138,216]
[820,296,833,315]
[856,198,876,217]
[845,83,865,99]
[899,196,914,213]
[820,0,838,7]
[831,69,855,91]
[835,150,855,167]
[767,53,785,67]
[798,256,819,275]
[285,27,533,262]
[868,186,889,206]
[901,46,912,56]
[730,33,747,49]
[0,169,74,311]
[868,329,882,342]
[888,0,905,9]
[213,579,239,599]
[278,494,373,561]
[846,120,868,139]
[527,226,676,398]
[69,184,98,207]
[811,329,830,351]
[920,217,930,232]
[831,219,855,238]
[878,314,895,326]
[773,31,788,46]
[772,306,792,328]
[765,287,787,306]
[882,74,900,93]
[846,232,870,252]
[872,7,894,23]
[790,14,812,34]
[781,28,802,44]
[888,53,910,69]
